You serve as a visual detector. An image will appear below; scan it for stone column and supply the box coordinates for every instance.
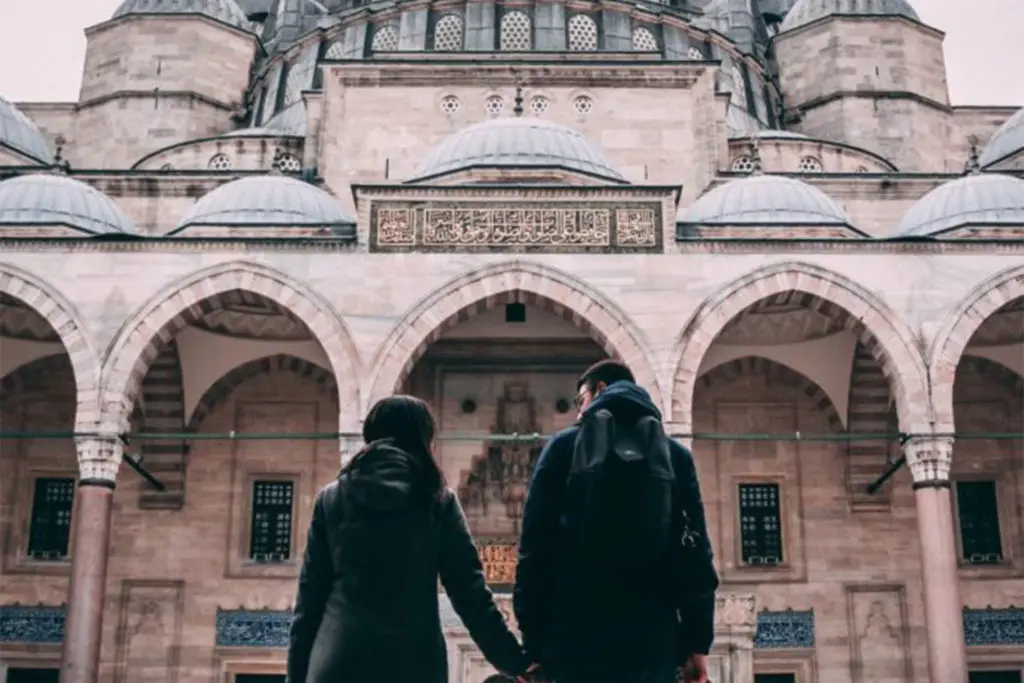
[60,436,122,683]
[906,436,968,683]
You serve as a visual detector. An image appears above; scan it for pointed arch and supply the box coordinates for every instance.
[99,261,362,433]
[929,264,1024,432]
[365,260,660,412]
[670,261,929,433]
[0,264,100,427]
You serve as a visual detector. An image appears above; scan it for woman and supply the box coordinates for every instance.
[286,395,533,683]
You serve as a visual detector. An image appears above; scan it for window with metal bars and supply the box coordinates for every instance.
[27,478,74,560]
[969,671,1022,683]
[755,674,796,683]
[249,481,294,562]
[6,668,61,683]
[738,483,783,566]
[956,480,1003,565]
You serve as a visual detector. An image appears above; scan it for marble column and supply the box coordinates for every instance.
[906,436,968,683]
[60,436,122,683]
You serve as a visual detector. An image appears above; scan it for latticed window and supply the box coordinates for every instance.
[440,95,461,114]
[573,95,594,115]
[687,46,705,60]
[433,14,464,51]
[798,156,823,173]
[500,11,532,51]
[274,153,302,173]
[731,155,755,173]
[371,25,399,52]
[731,64,747,108]
[485,95,504,116]
[530,96,549,116]
[324,40,345,59]
[250,480,294,562]
[208,153,232,170]
[27,478,74,560]
[567,14,598,51]
[738,483,783,565]
[957,480,1003,565]
[632,26,658,52]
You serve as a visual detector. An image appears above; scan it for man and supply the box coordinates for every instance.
[513,360,718,683]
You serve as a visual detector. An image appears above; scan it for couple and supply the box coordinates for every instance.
[286,360,719,683]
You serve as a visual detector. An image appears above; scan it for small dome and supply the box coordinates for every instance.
[0,174,135,235]
[679,175,851,226]
[176,175,355,229]
[780,0,919,31]
[0,95,51,163]
[112,0,252,31]
[408,117,627,184]
[979,108,1024,169]
[895,173,1024,237]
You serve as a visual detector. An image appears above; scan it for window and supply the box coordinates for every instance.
[567,14,598,51]
[969,673,1022,683]
[731,155,755,173]
[27,478,74,560]
[797,156,823,173]
[433,14,464,51]
[500,11,532,51]
[208,153,232,171]
[755,675,797,683]
[738,483,783,565]
[324,40,345,59]
[957,480,1003,565]
[371,25,399,52]
[632,26,658,52]
[6,669,60,683]
[249,481,294,562]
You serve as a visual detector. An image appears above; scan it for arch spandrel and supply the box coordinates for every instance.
[670,262,930,434]
[100,261,363,433]
[365,261,661,414]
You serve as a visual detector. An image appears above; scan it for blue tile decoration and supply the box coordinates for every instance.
[216,608,293,648]
[963,606,1024,646]
[0,603,66,644]
[754,609,815,649]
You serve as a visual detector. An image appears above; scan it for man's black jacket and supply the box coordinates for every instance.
[512,381,719,672]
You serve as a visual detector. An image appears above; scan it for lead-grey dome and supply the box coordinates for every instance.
[0,95,51,163]
[0,174,135,234]
[895,173,1024,237]
[408,118,627,184]
[679,175,851,226]
[979,108,1024,169]
[112,0,252,31]
[780,0,919,31]
[175,175,355,230]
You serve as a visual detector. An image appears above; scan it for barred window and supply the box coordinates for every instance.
[27,478,75,560]
[798,156,823,173]
[738,483,783,565]
[208,153,232,171]
[957,480,1003,565]
[324,40,345,59]
[250,480,294,562]
[371,25,399,52]
[434,14,464,51]
[731,155,755,173]
[632,26,658,52]
[567,14,598,51]
[500,11,532,51]
[687,46,705,60]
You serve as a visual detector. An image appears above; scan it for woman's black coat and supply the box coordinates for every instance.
[286,443,529,683]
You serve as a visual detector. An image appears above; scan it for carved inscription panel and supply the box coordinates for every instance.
[371,203,662,253]
[847,586,911,683]
[114,580,184,683]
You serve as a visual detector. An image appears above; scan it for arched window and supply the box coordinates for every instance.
[324,40,345,59]
[500,11,532,51]
[208,153,232,170]
[433,14,464,51]
[731,155,755,173]
[371,25,399,52]
[798,156,823,173]
[567,14,598,51]
[687,46,705,60]
[632,26,658,51]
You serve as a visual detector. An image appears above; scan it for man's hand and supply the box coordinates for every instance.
[679,654,708,683]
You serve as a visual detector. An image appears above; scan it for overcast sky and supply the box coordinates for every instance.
[0,0,1021,107]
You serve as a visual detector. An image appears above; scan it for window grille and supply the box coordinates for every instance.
[500,11,532,51]
[208,153,232,171]
[27,478,74,560]
[731,156,755,173]
[324,41,345,59]
[567,14,598,51]
[739,483,783,565]
[371,25,399,52]
[798,156,823,173]
[957,480,1003,565]
[433,14,464,51]
[632,26,658,52]
[250,481,294,562]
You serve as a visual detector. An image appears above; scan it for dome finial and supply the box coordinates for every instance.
[964,134,981,175]
[748,131,763,176]
[50,134,71,175]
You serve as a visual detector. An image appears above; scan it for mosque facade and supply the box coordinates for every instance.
[0,0,1023,681]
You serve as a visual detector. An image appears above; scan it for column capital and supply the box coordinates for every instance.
[74,435,123,487]
[904,435,955,487]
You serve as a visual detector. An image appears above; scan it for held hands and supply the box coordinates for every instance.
[514,662,546,683]
[677,654,708,683]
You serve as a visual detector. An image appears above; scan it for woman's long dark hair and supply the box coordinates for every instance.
[342,395,446,499]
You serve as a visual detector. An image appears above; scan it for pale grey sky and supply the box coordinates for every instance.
[0,0,1021,106]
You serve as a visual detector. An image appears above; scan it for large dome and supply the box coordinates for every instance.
[895,173,1024,238]
[0,95,52,164]
[407,117,627,184]
[175,175,356,231]
[780,0,919,31]
[679,175,851,226]
[112,0,252,31]
[979,108,1024,169]
[0,174,135,235]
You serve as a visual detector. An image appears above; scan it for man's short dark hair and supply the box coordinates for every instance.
[577,359,635,391]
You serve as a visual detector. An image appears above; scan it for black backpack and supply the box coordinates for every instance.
[565,407,676,563]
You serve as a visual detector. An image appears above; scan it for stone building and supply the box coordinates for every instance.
[0,0,1022,681]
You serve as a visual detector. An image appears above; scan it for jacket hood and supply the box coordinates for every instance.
[341,440,427,512]
[583,380,662,421]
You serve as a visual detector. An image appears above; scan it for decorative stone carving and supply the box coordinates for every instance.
[370,203,662,253]
[75,435,124,484]
[0,603,66,643]
[963,606,1024,646]
[903,436,954,484]
[718,594,758,630]
[754,608,814,648]
[215,608,292,648]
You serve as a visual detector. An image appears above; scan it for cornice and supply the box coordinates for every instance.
[353,183,681,201]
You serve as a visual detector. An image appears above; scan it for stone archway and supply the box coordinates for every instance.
[100,261,362,434]
[365,260,660,413]
[929,264,1024,432]
[0,264,101,428]
[670,261,929,434]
